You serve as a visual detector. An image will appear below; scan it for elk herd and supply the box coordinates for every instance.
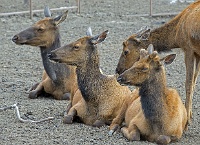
[11,1,200,144]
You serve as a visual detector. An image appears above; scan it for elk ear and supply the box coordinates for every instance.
[147,44,158,62]
[86,27,93,36]
[147,44,154,54]
[140,49,148,59]
[44,6,51,17]
[161,54,176,65]
[135,26,150,41]
[90,30,109,45]
[53,10,68,26]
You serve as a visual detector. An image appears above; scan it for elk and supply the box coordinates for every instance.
[12,7,78,100]
[109,44,187,144]
[48,28,131,127]
[116,1,200,125]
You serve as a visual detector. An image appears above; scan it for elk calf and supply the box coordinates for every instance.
[110,44,187,144]
[12,7,78,100]
[48,28,131,126]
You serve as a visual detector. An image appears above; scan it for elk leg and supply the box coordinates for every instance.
[61,93,71,100]
[156,135,171,145]
[29,82,44,99]
[109,100,129,135]
[184,52,195,125]
[92,120,106,127]
[53,91,71,100]
[65,102,72,114]
[194,54,200,88]
[63,107,77,124]
[26,82,39,93]
[121,125,140,141]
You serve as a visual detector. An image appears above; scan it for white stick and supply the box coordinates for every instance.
[0,103,54,123]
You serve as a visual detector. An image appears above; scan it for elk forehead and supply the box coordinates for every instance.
[75,36,91,45]
[34,18,55,29]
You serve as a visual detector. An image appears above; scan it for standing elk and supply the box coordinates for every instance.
[12,7,78,100]
[110,44,187,144]
[116,1,200,125]
[48,28,131,127]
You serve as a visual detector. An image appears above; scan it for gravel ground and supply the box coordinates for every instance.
[0,0,199,145]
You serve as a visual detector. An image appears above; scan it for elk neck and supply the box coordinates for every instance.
[143,15,181,52]
[40,32,69,83]
[76,48,103,102]
[139,68,167,132]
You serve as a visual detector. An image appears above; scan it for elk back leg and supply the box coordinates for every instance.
[109,99,129,135]
[121,124,140,141]
[52,89,70,100]
[184,51,195,125]
[92,120,106,127]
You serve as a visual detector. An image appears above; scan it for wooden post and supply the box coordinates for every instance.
[77,0,80,13]
[150,0,152,16]
[29,0,33,19]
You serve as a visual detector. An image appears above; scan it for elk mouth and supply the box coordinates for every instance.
[12,40,27,45]
[117,77,132,86]
[47,53,62,63]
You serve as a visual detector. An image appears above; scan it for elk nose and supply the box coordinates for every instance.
[117,75,125,84]
[47,52,56,60]
[12,35,19,42]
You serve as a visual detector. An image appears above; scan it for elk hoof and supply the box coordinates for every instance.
[109,124,119,136]
[28,91,38,99]
[63,115,73,124]
[62,93,71,100]
[156,135,171,145]
[92,120,105,127]
[170,135,179,142]
[108,130,114,136]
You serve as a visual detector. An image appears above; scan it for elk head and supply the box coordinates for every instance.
[48,28,109,67]
[116,26,151,74]
[12,6,68,48]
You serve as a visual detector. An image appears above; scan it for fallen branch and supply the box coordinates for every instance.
[0,103,54,123]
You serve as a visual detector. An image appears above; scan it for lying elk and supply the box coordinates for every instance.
[110,44,187,144]
[12,7,78,100]
[48,28,131,127]
[116,1,200,125]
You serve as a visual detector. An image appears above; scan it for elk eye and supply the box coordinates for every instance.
[37,28,44,32]
[141,67,148,72]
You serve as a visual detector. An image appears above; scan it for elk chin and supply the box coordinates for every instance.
[119,81,133,86]
[14,40,27,45]
[49,57,63,63]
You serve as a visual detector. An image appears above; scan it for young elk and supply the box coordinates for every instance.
[110,44,187,144]
[12,7,78,100]
[48,28,131,127]
[116,1,200,125]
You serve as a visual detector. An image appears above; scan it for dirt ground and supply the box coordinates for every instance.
[0,0,199,144]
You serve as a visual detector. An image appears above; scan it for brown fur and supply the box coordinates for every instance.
[49,29,132,126]
[12,9,78,100]
[116,1,200,125]
[110,45,187,144]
